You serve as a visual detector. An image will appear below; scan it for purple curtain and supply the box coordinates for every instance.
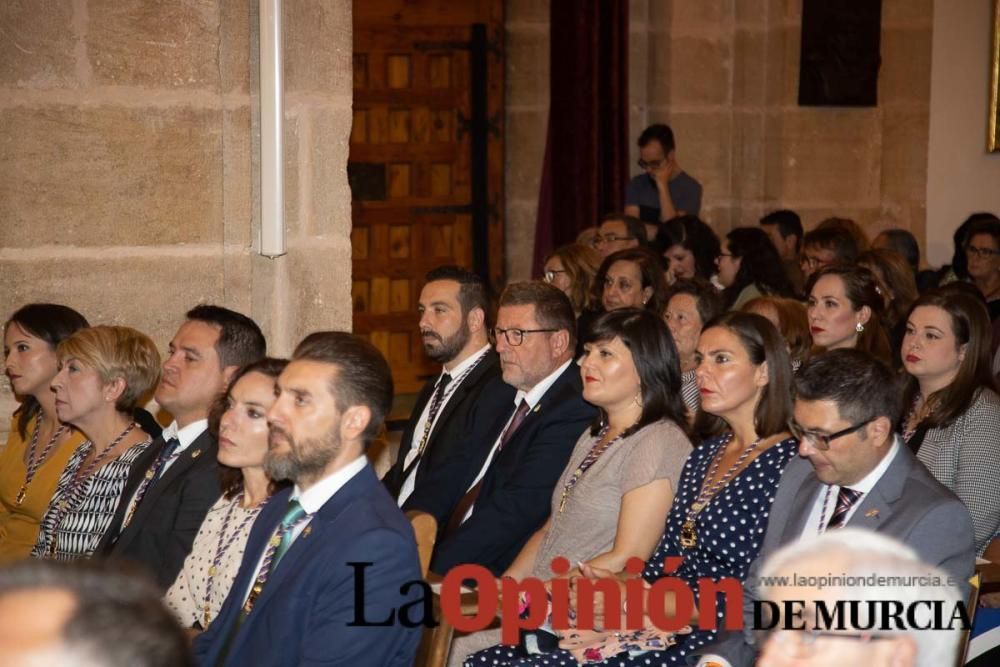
[532,0,629,276]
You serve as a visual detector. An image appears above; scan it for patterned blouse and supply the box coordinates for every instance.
[32,438,152,560]
[165,493,266,629]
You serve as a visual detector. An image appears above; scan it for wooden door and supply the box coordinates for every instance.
[351,1,504,395]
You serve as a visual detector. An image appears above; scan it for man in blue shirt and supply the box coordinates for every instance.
[624,123,702,225]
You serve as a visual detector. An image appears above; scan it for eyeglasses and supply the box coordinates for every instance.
[800,254,825,269]
[637,159,664,169]
[765,628,896,658]
[787,419,872,451]
[594,233,635,245]
[489,327,558,347]
[543,269,567,283]
[965,245,1000,259]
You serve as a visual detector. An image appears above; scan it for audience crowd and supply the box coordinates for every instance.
[1,122,998,667]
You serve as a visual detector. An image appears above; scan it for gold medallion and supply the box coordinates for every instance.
[269,535,281,547]
[680,520,697,549]
[208,566,218,577]
[15,485,27,505]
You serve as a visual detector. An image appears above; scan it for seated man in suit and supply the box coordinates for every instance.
[97,305,266,589]
[383,265,515,506]
[193,332,422,667]
[694,349,976,667]
[410,281,597,577]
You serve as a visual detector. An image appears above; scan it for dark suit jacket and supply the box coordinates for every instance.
[192,464,423,667]
[694,440,977,667]
[423,362,597,576]
[383,350,514,500]
[95,430,221,589]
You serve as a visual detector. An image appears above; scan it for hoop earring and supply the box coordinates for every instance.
[855,322,865,333]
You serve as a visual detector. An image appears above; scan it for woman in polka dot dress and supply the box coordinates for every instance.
[466,312,799,666]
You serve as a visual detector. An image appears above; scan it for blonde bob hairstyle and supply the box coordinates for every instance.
[57,326,161,412]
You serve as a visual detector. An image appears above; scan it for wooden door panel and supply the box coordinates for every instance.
[352,2,503,395]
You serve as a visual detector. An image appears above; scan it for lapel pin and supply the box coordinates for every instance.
[532,405,541,413]
[190,449,202,459]
[303,525,313,538]
[865,509,880,518]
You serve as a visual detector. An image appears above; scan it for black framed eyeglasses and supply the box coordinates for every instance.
[489,327,558,347]
[787,419,872,451]
[965,244,1000,259]
[637,159,664,169]
[543,269,567,283]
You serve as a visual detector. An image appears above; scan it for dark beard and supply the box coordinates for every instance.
[264,425,341,484]
[423,322,471,364]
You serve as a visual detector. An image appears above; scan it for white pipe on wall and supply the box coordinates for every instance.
[259,0,285,257]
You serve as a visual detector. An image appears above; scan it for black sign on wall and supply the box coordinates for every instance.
[799,0,882,107]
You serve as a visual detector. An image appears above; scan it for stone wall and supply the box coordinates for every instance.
[504,0,935,280]
[0,0,354,436]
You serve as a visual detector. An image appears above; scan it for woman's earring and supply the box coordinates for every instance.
[855,322,865,333]
[633,391,643,408]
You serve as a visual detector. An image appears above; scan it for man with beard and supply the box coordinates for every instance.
[383,266,515,509]
[193,332,422,667]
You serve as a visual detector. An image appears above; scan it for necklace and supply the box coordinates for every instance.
[202,493,268,627]
[558,424,629,513]
[680,432,762,550]
[16,416,68,505]
[45,421,137,557]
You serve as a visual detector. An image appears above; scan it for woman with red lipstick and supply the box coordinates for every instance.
[900,288,1000,555]
[806,264,893,365]
[0,304,90,563]
[166,357,288,631]
[32,326,159,560]
[458,309,692,664]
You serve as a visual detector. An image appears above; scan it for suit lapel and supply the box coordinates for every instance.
[781,466,824,543]
[126,430,215,532]
[424,352,498,450]
[846,442,909,528]
[97,438,163,553]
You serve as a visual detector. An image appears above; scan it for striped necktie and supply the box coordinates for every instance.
[826,487,864,529]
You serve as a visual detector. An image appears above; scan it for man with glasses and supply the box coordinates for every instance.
[594,213,647,257]
[693,349,975,667]
[410,282,596,576]
[799,225,860,282]
[624,123,702,224]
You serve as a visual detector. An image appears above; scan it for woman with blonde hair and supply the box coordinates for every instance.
[543,243,602,316]
[32,326,161,560]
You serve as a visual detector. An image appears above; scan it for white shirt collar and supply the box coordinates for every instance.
[514,359,573,409]
[846,435,901,494]
[443,344,491,378]
[160,419,208,452]
[293,455,368,515]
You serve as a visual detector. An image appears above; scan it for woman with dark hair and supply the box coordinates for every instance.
[32,326,160,560]
[742,296,812,370]
[596,247,669,315]
[872,228,939,292]
[962,216,1000,320]
[806,265,893,365]
[655,215,721,282]
[663,278,726,417]
[938,213,999,287]
[900,289,1000,555]
[166,357,288,630]
[0,304,90,563]
[467,313,797,666]
[456,309,692,663]
[716,227,796,309]
[858,248,919,351]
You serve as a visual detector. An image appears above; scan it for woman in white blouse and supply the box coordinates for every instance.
[166,358,287,630]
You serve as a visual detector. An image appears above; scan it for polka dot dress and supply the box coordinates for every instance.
[464,434,798,666]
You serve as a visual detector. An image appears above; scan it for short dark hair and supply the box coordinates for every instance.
[584,308,689,437]
[0,559,191,667]
[694,312,794,440]
[4,303,90,439]
[498,281,577,349]
[664,278,726,327]
[801,226,861,265]
[424,265,491,325]
[949,213,1000,280]
[600,212,648,247]
[210,357,291,499]
[292,332,393,446]
[637,123,676,153]
[186,305,266,369]
[795,349,902,426]
[655,215,721,280]
[760,209,804,252]
[723,227,796,306]
[875,228,920,270]
[965,217,1000,250]
[595,247,670,315]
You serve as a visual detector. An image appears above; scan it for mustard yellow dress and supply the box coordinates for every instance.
[0,413,86,563]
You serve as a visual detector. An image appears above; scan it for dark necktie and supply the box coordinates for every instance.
[826,486,864,530]
[403,373,452,477]
[444,399,532,536]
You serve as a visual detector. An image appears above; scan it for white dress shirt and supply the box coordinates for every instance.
[460,359,573,523]
[397,344,491,506]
